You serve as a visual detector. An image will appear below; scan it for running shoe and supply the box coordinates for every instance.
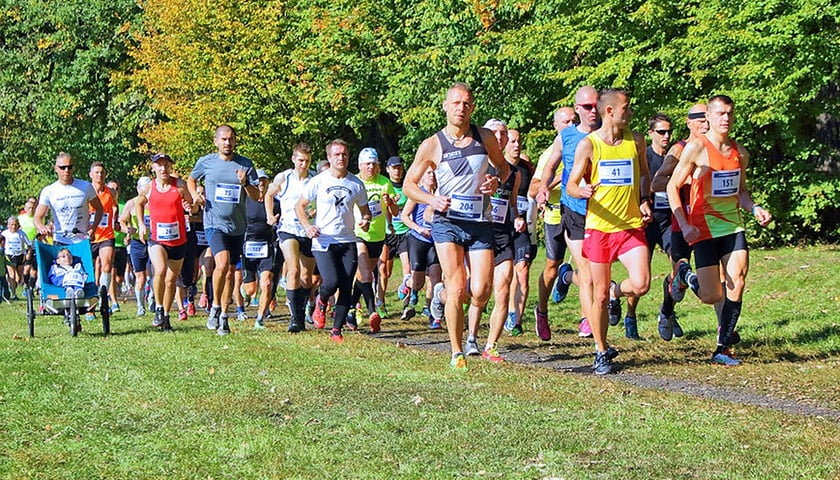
[136,306,146,317]
[430,283,445,321]
[428,319,442,330]
[578,318,593,338]
[608,281,622,326]
[534,307,551,341]
[312,298,327,329]
[408,291,419,307]
[671,260,690,303]
[449,353,468,371]
[198,293,208,309]
[397,274,411,300]
[330,328,344,343]
[152,307,164,327]
[217,315,231,336]
[161,314,173,332]
[510,324,524,337]
[552,262,573,303]
[711,351,741,366]
[624,315,641,340]
[85,312,96,322]
[421,306,432,319]
[400,306,415,321]
[186,301,196,316]
[672,316,684,338]
[206,306,221,330]
[287,320,304,333]
[250,296,259,307]
[593,349,614,375]
[481,345,505,363]
[368,311,382,334]
[111,302,120,313]
[178,309,188,322]
[504,312,516,332]
[465,338,480,356]
[254,317,266,330]
[344,310,357,331]
[305,300,314,325]
[376,302,389,319]
[658,308,674,341]
[236,310,248,322]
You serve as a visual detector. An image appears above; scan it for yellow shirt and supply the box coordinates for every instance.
[585,129,643,233]
[534,145,563,226]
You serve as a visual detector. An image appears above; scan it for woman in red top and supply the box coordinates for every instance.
[137,153,196,331]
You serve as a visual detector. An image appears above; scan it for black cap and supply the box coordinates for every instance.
[151,153,173,163]
[386,156,403,167]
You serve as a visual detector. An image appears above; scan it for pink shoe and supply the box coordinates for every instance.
[578,318,593,338]
[178,309,188,321]
[534,307,551,341]
[198,293,208,309]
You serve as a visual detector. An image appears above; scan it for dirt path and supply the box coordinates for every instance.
[376,328,840,423]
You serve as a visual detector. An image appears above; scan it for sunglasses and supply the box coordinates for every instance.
[576,103,597,111]
[653,129,672,135]
[57,165,74,170]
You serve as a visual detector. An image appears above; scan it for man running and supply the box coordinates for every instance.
[567,88,652,375]
[666,95,772,366]
[535,87,602,340]
[266,143,316,333]
[88,161,119,320]
[403,82,508,371]
[381,156,413,320]
[188,125,260,336]
[136,153,195,331]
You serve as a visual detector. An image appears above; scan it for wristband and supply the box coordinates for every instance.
[751,205,761,215]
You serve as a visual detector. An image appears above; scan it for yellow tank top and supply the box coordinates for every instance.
[534,145,563,225]
[585,129,643,233]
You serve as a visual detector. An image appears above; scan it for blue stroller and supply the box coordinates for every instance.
[26,240,110,337]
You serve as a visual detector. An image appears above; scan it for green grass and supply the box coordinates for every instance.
[1,245,838,479]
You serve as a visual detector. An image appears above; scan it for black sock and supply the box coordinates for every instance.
[715,298,742,353]
[286,288,298,324]
[661,276,674,316]
[360,282,375,314]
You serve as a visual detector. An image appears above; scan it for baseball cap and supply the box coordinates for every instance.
[137,176,152,188]
[358,148,379,164]
[151,153,173,163]
[256,169,269,179]
[386,156,403,167]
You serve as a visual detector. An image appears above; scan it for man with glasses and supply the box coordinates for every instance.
[622,113,674,340]
[35,153,105,246]
[535,86,601,341]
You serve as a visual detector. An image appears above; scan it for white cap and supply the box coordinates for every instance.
[137,176,152,188]
[358,147,379,164]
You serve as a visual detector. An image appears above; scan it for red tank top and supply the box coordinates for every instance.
[149,181,187,247]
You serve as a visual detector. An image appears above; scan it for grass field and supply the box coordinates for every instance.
[1,245,838,479]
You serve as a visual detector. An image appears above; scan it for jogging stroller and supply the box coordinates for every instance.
[26,240,110,337]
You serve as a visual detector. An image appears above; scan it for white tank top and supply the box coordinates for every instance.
[276,169,314,237]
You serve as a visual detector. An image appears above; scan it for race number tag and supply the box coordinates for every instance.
[185,215,191,232]
[63,270,86,288]
[711,169,740,197]
[598,159,634,186]
[196,230,208,246]
[90,212,110,227]
[448,194,483,221]
[143,214,151,228]
[490,197,509,224]
[244,241,269,259]
[368,200,383,218]
[215,183,241,203]
[653,192,670,209]
[156,222,180,241]
[516,195,529,216]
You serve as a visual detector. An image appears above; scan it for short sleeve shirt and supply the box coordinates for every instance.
[190,152,259,235]
[39,179,98,244]
[303,171,368,252]
[355,174,395,242]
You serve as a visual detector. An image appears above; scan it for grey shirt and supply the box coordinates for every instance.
[190,152,259,235]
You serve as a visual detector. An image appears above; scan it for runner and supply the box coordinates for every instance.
[400,166,442,328]
[535,86,602,340]
[2,217,31,300]
[666,95,772,366]
[380,156,413,320]
[566,88,652,375]
[651,104,708,341]
[34,153,105,247]
[120,176,152,316]
[136,153,194,330]
[17,198,38,295]
[349,148,398,332]
[107,180,127,313]
[623,113,674,340]
[88,161,119,319]
[241,169,277,330]
[266,142,316,333]
[187,125,260,336]
[403,82,508,370]
[295,139,372,342]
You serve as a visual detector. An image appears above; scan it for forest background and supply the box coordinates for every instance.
[0,0,838,246]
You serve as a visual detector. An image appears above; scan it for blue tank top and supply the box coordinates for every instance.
[434,125,491,222]
[560,126,590,216]
[409,186,433,243]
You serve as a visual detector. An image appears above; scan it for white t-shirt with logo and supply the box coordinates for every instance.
[38,179,98,244]
[302,171,368,252]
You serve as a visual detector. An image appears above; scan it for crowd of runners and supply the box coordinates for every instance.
[8,82,772,374]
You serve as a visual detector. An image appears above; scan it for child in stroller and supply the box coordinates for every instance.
[48,248,88,298]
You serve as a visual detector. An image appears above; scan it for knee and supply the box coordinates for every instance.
[592,288,610,307]
[629,278,650,297]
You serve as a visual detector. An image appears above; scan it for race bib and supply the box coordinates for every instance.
[368,200,383,218]
[215,183,241,203]
[448,193,483,221]
[516,195,529,216]
[90,212,110,227]
[490,197,509,224]
[653,191,670,209]
[195,230,208,246]
[143,214,151,228]
[63,270,86,288]
[244,241,269,259]
[711,169,740,197]
[156,221,180,241]
[598,159,634,186]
